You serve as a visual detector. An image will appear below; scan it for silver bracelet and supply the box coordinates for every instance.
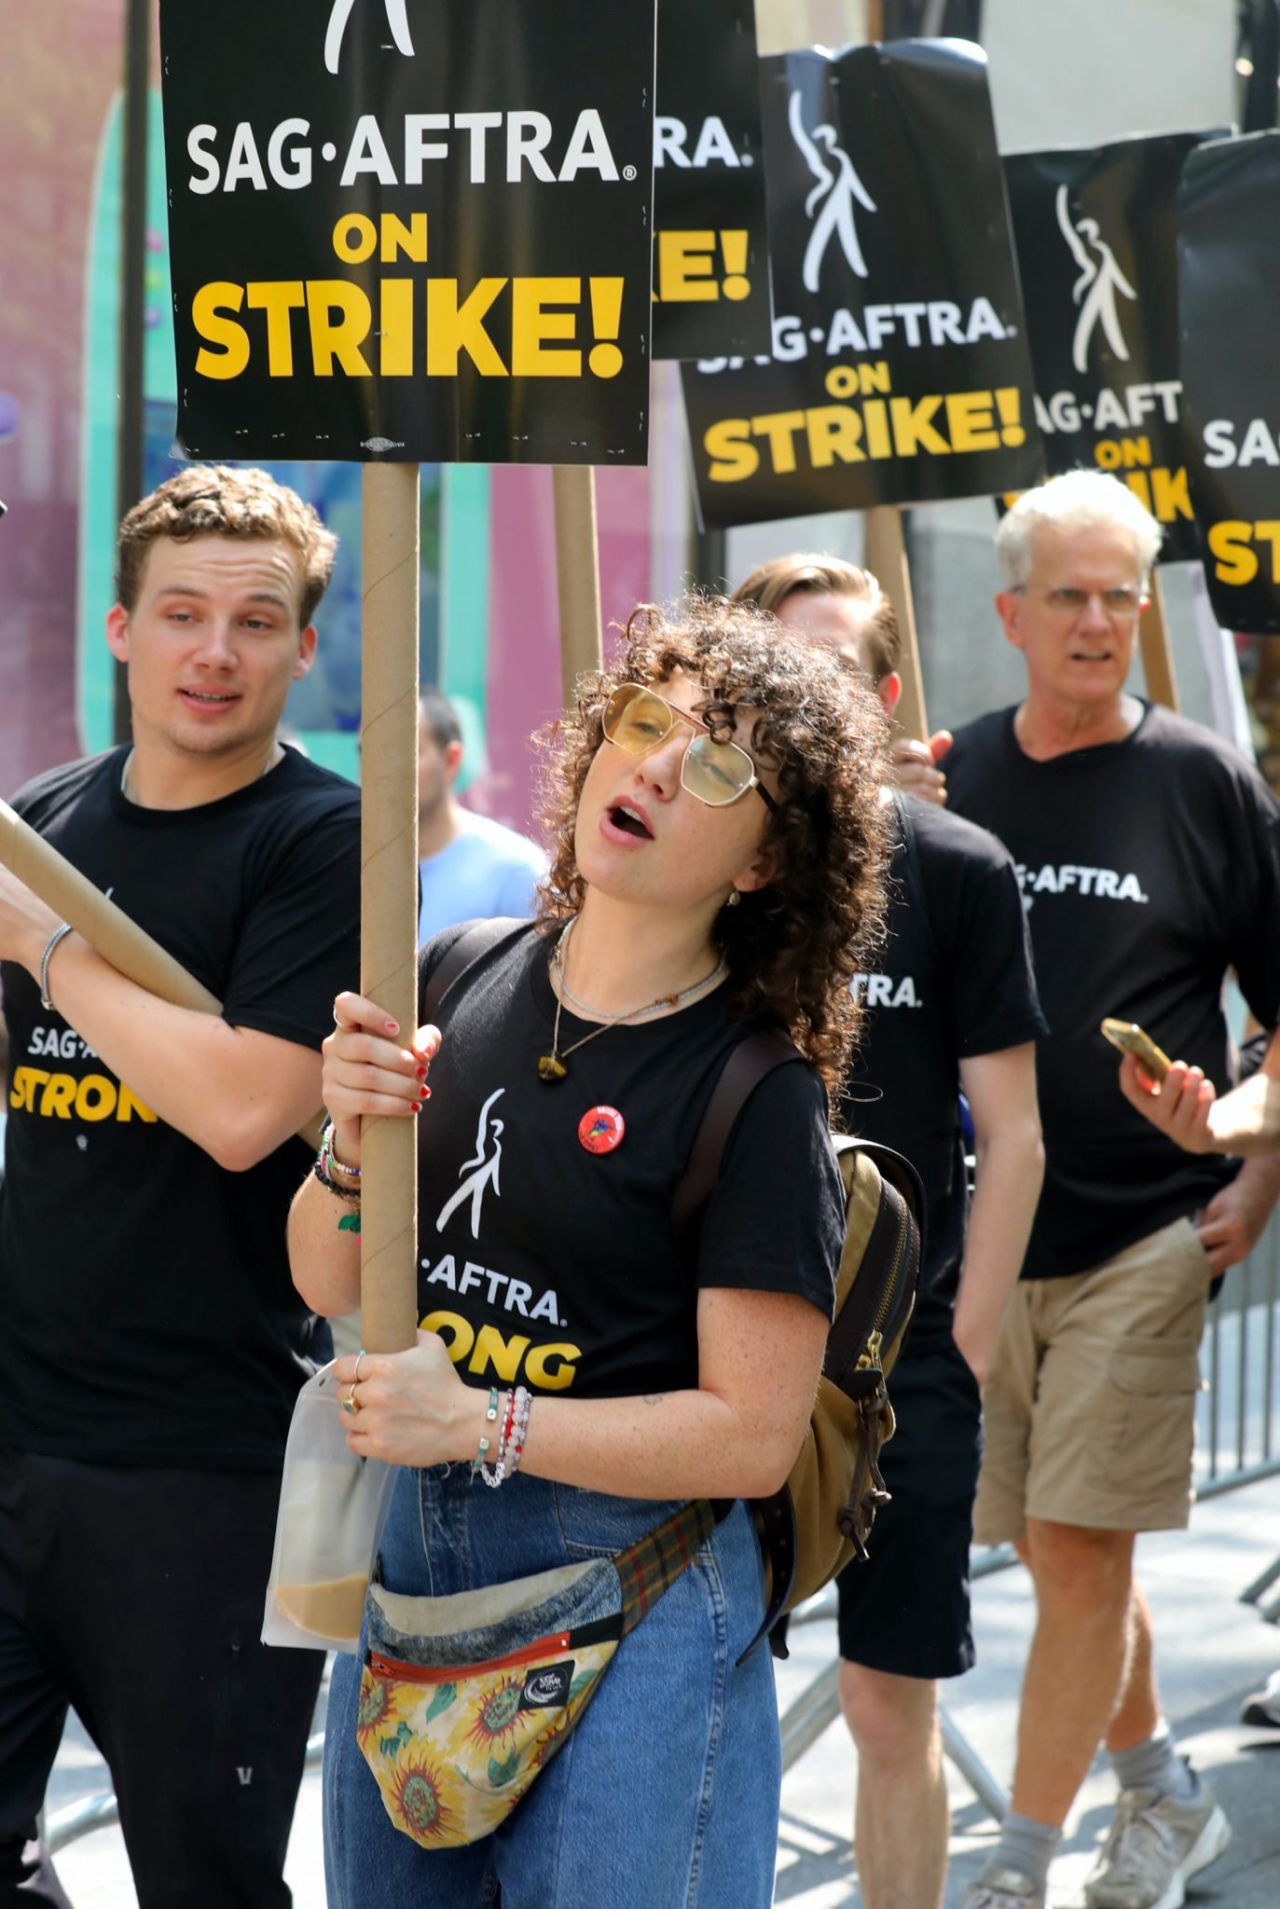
[38,923,74,1012]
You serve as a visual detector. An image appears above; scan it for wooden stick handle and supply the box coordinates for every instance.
[0,796,324,1149]
[554,466,604,707]
[1138,571,1180,710]
[864,505,929,743]
[358,462,421,1356]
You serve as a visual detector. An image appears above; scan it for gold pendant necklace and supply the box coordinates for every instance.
[536,922,727,1083]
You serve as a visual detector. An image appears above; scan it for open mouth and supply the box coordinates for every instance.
[607,801,653,840]
[179,689,239,706]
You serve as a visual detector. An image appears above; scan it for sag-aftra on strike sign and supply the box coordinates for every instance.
[159,0,657,464]
[681,41,1040,527]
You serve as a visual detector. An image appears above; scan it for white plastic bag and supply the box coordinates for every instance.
[262,1361,397,1653]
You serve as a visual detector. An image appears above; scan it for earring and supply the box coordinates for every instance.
[726,890,741,908]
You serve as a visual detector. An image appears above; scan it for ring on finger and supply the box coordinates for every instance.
[354,1350,367,1384]
[342,1384,360,1416]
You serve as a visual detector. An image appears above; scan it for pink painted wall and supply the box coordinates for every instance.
[485,464,663,838]
[0,0,127,791]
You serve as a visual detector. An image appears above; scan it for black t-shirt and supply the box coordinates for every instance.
[838,797,1045,1345]
[0,745,361,1467]
[946,702,1280,1279]
[414,924,844,1400]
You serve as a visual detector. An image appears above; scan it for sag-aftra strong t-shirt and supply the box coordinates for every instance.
[0,746,361,1467]
[414,925,844,1401]
[945,702,1280,1280]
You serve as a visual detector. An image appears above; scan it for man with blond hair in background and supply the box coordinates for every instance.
[0,466,360,1906]
[940,471,1280,1909]
[735,555,1045,1909]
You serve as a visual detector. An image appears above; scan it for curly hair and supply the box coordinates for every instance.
[534,596,890,1096]
[115,465,338,624]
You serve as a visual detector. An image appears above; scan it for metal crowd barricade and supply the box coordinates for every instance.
[778,1564,1014,1823]
[1200,1204,1280,1501]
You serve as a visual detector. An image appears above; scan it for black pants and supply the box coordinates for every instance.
[0,1453,324,1908]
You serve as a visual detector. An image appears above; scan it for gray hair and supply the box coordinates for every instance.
[995,471,1162,589]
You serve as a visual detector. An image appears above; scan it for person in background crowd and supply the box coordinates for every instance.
[417,689,547,936]
[0,465,361,1908]
[735,555,1045,1909]
[939,470,1280,1909]
[290,597,890,1908]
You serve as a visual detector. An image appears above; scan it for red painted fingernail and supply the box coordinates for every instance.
[385,1019,399,1034]
[417,1067,427,1080]
[419,1086,431,1101]
[413,1100,423,1113]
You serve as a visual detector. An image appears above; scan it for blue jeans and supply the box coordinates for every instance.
[324,1465,779,1907]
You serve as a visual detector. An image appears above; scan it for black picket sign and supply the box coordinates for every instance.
[1005,132,1221,565]
[1180,131,1280,633]
[680,39,1040,529]
[651,0,772,360]
[158,0,656,465]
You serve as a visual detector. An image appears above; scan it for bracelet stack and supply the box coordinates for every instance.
[472,1384,533,1488]
[312,1119,362,1205]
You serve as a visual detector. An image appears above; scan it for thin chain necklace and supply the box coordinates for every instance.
[537,920,728,1082]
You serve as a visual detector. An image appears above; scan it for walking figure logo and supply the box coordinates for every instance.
[1056,185,1136,375]
[436,1089,505,1240]
[324,0,415,75]
[789,90,877,293]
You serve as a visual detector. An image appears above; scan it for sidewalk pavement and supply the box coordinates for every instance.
[774,1469,1280,1908]
[49,1472,1280,1906]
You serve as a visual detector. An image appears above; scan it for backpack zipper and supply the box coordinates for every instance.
[855,1186,912,1370]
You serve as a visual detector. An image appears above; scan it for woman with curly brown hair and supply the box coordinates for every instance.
[288,594,889,1909]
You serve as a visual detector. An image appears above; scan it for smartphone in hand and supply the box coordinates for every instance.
[1101,1018,1173,1082]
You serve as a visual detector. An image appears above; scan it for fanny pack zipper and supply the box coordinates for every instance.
[368,1632,572,1683]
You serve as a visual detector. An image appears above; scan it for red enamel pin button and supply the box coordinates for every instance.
[578,1106,625,1155]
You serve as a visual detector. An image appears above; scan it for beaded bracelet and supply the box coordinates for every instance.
[480,1385,533,1488]
[506,1386,533,1481]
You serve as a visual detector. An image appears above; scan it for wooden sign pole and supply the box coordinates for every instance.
[1138,570,1180,710]
[554,466,605,703]
[865,504,929,743]
[358,461,421,1356]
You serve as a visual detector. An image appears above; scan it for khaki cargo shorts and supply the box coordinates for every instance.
[973,1217,1211,1544]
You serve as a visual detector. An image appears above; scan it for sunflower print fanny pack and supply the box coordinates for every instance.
[356,1498,719,1849]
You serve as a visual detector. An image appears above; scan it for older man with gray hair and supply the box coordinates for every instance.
[941,471,1280,1909]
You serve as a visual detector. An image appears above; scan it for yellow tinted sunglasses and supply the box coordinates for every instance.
[601,684,778,812]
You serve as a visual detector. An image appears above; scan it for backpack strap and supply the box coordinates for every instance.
[420,917,530,1023]
[670,1029,812,1658]
[671,1028,802,1261]
[671,1039,926,1664]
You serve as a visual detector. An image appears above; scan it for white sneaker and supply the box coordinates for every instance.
[960,1867,1045,1909]
[1240,1666,1280,1727]
[1082,1782,1231,1909]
